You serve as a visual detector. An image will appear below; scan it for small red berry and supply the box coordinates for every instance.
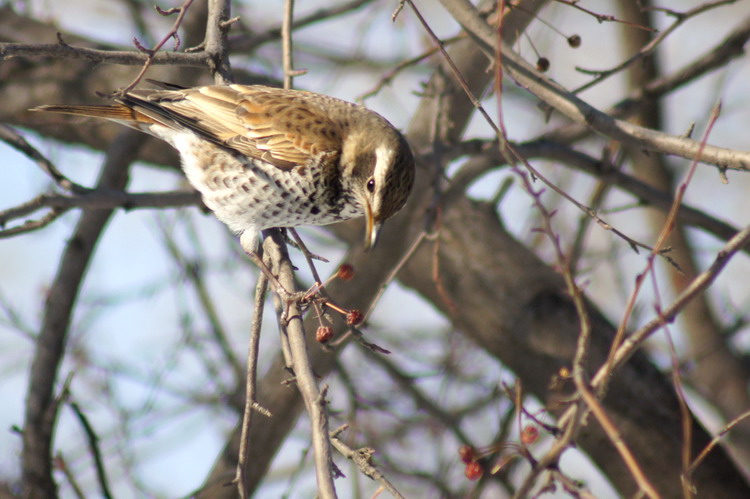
[521,425,539,445]
[465,461,483,481]
[458,445,475,464]
[337,263,355,281]
[316,326,334,343]
[346,309,364,326]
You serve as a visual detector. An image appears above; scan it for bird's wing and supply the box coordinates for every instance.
[125,84,343,170]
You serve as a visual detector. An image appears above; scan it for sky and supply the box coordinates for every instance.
[3,0,750,497]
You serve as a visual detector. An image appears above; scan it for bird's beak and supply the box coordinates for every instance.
[363,202,381,251]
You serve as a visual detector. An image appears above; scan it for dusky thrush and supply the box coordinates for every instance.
[33,83,415,251]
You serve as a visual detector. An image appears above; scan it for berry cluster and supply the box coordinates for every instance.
[459,445,484,481]
[312,263,364,343]
[459,424,541,481]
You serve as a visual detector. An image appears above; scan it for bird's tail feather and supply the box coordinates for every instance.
[30,104,155,124]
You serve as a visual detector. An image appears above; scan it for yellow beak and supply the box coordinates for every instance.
[364,202,381,251]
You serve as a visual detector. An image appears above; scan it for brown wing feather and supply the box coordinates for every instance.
[135,85,343,170]
[230,86,342,164]
[35,85,346,171]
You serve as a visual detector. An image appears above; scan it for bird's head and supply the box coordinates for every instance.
[341,124,415,250]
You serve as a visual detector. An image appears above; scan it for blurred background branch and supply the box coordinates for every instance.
[2,0,750,497]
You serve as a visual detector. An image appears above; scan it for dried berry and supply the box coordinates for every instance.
[337,263,355,281]
[567,34,581,48]
[346,309,364,326]
[465,461,483,481]
[536,57,550,72]
[316,326,334,343]
[521,425,539,445]
[458,445,475,464]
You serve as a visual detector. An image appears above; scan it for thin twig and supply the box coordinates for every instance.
[0,124,90,194]
[441,139,750,259]
[686,409,750,477]
[229,0,375,52]
[593,221,750,386]
[0,190,199,238]
[604,103,722,380]
[289,229,327,286]
[421,2,694,495]
[365,231,426,322]
[636,103,724,499]
[122,0,195,92]
[69,402,113,499]
[411,4,628,493]
[158,218,244,381]
[439,0,750,172]
[552,0,656,29]
[282,0,296,90]
[573,0,735,94]
[0,207,70,238]
[411,0,668,263]
[55,454,86,499]
[577,381,659,498]
[236,270,271,499]
[357,35,464,102]
[510,142,632,498]
[659,313,694,499]
[539,13,750,153]
[330,425,405,499]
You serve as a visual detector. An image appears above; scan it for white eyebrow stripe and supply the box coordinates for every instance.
[372,144,394,216]
[374,144,393,183]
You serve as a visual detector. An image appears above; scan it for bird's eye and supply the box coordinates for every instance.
[366,178,375,193]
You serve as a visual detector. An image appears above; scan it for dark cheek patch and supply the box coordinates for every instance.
[381,145,414,220]
[351,151,376,179]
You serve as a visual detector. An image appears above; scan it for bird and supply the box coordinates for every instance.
[32,83,415,251]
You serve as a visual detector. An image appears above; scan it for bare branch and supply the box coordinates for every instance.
[122,0,196,92]
[0,40,208,66]
[595,221,750,384]
[0,124,89,194]
[236,270,270,498]
[573,0,737,94]
[22,130,146,497]
[204,0,234,84]
[68,401,113,499]
[330,425,405,499]
[228,0,376,51]
[0,190,200,238]
[440,0,750,172]
[263,230,338,498]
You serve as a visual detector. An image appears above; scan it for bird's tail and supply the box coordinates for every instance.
[30,104,156,125]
